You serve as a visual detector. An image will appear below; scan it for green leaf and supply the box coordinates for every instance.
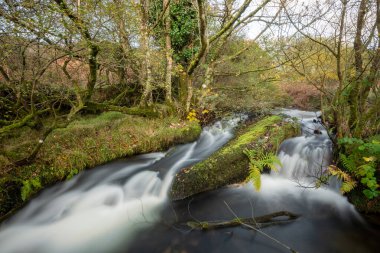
[363,189,378,199]
[249,164,261,191]
[244,149,281,191]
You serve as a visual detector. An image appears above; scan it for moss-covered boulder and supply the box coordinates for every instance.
[170,115,300,200]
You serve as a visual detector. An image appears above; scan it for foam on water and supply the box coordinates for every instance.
[0,115,247,253]
[0,111,370,253]
[274,109,333,184]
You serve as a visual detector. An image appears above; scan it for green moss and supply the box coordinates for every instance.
[0,112,201,217]
[170,115,300,200]
[21,178,42,201]
[220,115,282,155]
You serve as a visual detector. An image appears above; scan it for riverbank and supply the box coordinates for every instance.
[0,112,201,218]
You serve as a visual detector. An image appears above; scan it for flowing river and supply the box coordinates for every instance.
[0,110,378,253]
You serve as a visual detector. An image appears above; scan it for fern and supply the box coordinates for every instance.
[328,165,357,193]
[339,154,356,173]
[341,181,357,193]
[257,153,281,172]
[338,137,379,199]
[244,149,282,191]
[249,164,262,191]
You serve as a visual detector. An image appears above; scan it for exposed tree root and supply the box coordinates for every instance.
[0,109,49,135]
[85,102,159,118]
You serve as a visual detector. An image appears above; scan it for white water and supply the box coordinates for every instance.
[0,110,370,253]
[0,115,247,253]
[263,109,357,218]
[127,109,371,253]
[275,109,333,183]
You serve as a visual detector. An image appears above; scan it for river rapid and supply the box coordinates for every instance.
[0,110,378,253]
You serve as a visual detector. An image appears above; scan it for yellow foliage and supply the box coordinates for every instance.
[328,165,357,193]
[186,109,199,122]
[363,156,376,162]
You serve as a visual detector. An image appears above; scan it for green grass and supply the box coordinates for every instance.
[0,112,201,217]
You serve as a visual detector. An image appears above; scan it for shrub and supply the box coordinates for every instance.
[279,82,321,109]
[337,138,380,199]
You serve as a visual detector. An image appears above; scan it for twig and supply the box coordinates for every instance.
[223,201,299,253]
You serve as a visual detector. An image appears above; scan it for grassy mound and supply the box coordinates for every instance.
[0,112,201,218]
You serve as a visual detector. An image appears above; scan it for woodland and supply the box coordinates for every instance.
[0,0,379,219]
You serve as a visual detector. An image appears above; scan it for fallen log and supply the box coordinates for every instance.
[186,211,300,252]
[170,116,301,200]
[85,102,159,118]
[0,108,49,135]
[186,211,299,230]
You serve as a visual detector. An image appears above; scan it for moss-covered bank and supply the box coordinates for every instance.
[170,115,300,200]
[0,112,201,218]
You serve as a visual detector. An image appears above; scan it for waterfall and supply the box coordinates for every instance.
[0,115,247,253]
[274,109,333,185]
[124,110,371,252]
[0,111,374,253]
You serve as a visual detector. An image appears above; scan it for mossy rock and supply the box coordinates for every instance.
[170,115,300,200]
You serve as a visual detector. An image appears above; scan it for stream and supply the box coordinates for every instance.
[0,110,379,253]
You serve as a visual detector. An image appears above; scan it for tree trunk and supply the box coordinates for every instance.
[203,63,213,88]
[0,65,11,83]
[113,0,139,86]
[178,72,189,111]
[332,0,347,139]
[354,0,380,137]
[187,0,208,76]
[186,75,193,113]
[348,0,367,136]
[199,62,214,108]
[86,43,99,101]
[54,0,99,102]
[139,0,154,107]
[180,0,208,113]
[164,0,173,103]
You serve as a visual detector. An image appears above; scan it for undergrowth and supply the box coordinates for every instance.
[0,112,201,217]
[337,137,380,199]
